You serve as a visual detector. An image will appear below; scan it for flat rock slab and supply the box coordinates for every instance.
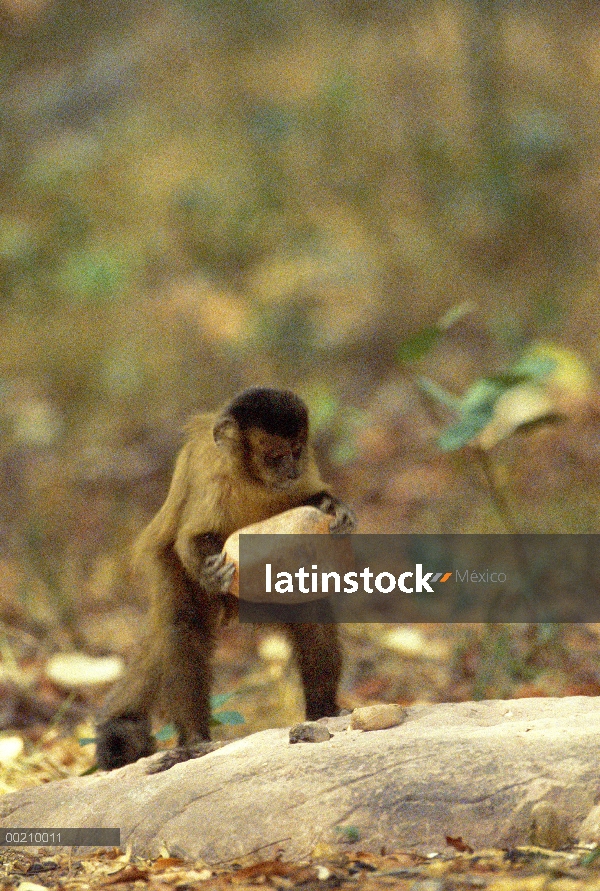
[2,697,600,860]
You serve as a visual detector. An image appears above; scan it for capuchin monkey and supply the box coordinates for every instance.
[96,387,356,770]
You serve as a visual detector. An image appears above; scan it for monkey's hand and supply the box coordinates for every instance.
[197,551,236,597]
[308,494,356,534]
[329,501,357,534]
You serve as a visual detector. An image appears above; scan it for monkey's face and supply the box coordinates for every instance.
[244,428,308,490]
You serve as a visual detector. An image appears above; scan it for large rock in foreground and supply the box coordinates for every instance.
[2,697,600,860]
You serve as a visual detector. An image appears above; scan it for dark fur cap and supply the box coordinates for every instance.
[225,387,309,438]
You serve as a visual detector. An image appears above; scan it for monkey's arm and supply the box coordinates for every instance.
[174,529,235,596]
[302,492,356,534]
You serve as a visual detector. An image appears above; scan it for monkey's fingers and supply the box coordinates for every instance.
[214,559,236,591]
[201,552,236,596]
[329,505,357,534]
[204,551,228,571]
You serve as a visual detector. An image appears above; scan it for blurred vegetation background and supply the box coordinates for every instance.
[3,0,600,779]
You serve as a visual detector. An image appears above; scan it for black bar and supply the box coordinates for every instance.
[238,533,600,623]
[0,828,120,846]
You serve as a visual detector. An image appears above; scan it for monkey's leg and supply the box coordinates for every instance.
[285,623,342,720]
[157,549,225,744]
[146,581,223,773]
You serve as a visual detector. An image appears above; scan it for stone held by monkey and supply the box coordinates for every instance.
[96,387,356,771]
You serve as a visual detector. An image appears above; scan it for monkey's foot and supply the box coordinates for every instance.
[146,740,229,774]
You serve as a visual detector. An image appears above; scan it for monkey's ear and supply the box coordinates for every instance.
[213,414,237,445]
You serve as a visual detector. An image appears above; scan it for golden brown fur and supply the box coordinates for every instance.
[96,389,354,771]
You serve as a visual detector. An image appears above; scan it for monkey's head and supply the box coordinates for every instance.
[213,387,310,490]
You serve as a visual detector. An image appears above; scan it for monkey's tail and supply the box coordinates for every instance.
[96,643,161,770]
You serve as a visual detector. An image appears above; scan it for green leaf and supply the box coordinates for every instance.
[211,709,245,726]
[582,847,600,867]
[460,379,506,411]
[438,415,488,451]
[154,723,177,742]
[439,301,475,329]
[509,354,557,381]
[335,825,361,842]
[396,326,441,363]
[484,372,529,387]
[432,344,561,453]
[396,303,475,363]
[438,379,506,451]
[417,376,462,411]
[210,692,235,709]
[155,697,241,737]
